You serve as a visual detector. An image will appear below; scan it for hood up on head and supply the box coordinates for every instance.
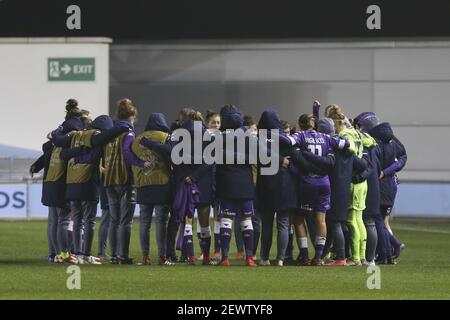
[220,108,244,131]
[145,113,170,133]
[61,117,84,134]
[90,115,113,132]
[369,122,394,143]
[257,110,283,131]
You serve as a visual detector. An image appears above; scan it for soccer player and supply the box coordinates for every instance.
[132,113,175,266]
[35,99,86,263]
[308,117,358,266]
[327,106,376,266]
[243,114,261,261]
[142,111,216,265]
[353,113,384,266]
[103,99,138,264]
[166,108,194,263]
[205,110,223,261]
[57,115,126,264]
[364,115,407,263]
[216,105,257,267]
[53,114,130,264]
[289,113,352,266]
[257,110,297,267]
[280,120,296,264]
[97,184,110,261]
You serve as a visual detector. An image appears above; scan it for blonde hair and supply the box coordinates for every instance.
[325,104,343,118]
[326,104,347,130]
[188,110,204,122]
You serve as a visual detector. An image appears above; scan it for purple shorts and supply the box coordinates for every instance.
[219,199,254,219]
[298,177,331,213]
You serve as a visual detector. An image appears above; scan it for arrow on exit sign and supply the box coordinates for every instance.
[48,58,95,81]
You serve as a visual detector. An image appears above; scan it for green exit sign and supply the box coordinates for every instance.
[48,58,95,81]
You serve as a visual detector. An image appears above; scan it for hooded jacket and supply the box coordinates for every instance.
[354,145,382,217]
[256,110,298,210]
[216,108,255,200]
[60,115,117,202]
[132,113,172,205]
[41,117,84,208]
[370,122,407,206]
[139,118,214,205]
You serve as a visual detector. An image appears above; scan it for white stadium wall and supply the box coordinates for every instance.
[0,38,111,151]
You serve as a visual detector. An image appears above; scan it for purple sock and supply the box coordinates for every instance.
[314,236,326,260]
[214,233,221,253]
[220,218,233,259]
[389,232,402,256]
[200,227,211,258]
[300,248,309,261]
[183,224,194,258]
[214,221,221,253]
[240,220,254,258]
[197,232,202,250]
[314,245,324,260]
[183,235,194,258]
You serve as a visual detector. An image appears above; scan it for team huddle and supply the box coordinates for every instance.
[30,98,407,267]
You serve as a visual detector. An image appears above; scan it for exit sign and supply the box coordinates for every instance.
[48,58,95,81]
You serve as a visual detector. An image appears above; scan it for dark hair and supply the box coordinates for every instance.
[205,109,220,123]
[116,98,137,120]
[220,104,237,114]
[65,99,79,112]
[298,114,316,131]
[243,114,255,127]
[65,98,82,120]
[80,109,90,116]
[281,120,290,130]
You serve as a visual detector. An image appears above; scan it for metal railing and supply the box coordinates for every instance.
[0,157,42,182]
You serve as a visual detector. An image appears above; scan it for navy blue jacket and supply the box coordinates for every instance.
[215,109,255,201]
[136,113,172,205]
[354,146,382,217]
[145,120,214,205]
[370,122,407,206]
[256,110,298,211]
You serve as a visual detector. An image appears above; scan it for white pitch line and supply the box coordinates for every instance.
[394,225,450,235]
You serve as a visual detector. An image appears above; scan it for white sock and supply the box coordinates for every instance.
[315,236,326,246]
[220,218,233,230]
[297,237,308,249]
[240,219,253,231]
[200,226,211,238]
[184,224,193,236]
[214,220,221,234]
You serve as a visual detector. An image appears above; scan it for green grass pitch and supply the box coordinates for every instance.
[0,218,449,299]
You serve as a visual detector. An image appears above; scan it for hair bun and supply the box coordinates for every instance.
[116,98,137,120]
[66,98,79,112]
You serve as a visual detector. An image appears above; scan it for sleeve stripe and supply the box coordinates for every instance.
[338,139,346,149]
[288,135,296,145]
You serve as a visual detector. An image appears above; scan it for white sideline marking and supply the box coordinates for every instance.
[394,225,450,235]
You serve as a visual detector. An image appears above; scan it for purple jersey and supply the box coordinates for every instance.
[293,130,346,181]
